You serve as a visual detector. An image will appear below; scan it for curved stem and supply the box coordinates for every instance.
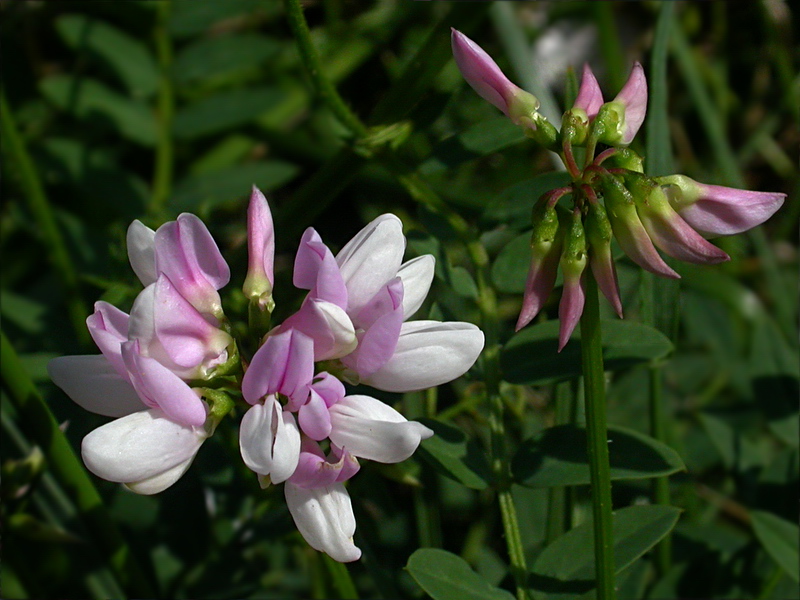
[579,274,616,600]
[0,92,89,345]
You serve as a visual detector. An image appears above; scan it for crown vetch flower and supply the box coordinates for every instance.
[595,62,648,146]
[573,64,604,121]
[558,209,588,351]
[658,175,786,237]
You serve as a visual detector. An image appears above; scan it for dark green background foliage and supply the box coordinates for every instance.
[1,2,797,599]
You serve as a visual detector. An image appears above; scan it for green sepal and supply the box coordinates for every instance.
[592,101,625,146]
[559,209,588,278]
[602,147,645,172]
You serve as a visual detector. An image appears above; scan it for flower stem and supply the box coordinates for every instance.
[322,554,359,600]
[579,273,616,600]
[150,0,174,218]
[0,91,89,345]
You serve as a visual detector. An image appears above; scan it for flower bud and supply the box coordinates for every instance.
[516,195,565,331]
[657,175,786,237]
[599,172,679,279]
[584,198,623,318]
[623,172,730,265]
[243,186,276,313]
[557,209,588,351]
[451,29,541,131]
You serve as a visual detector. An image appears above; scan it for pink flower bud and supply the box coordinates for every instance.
[596,62,648,146]
[573,64,604,120]
[243,186,275,309]
[451,28,540,128]
[557,210,588,351]
[659,175,786,237]
[585,200,623,318]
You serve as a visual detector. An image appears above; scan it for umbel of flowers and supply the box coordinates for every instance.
[48,188,485,562]
[452,29,785,349]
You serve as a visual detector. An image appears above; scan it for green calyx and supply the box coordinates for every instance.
[530,195,562,254]
[592,101,625,146]
[601,147,644,172]
[560,209,588,279]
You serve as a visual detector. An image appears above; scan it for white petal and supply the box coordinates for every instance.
[335,214,405,315]
[127,220,157,287]
[397,255,435,320]
[285,481,361,562]
[329,395,433,463]
[363,320,485,392]
[125,458,194,495]
[239,400,300,483]
[48,355,145,417]
[81,409,205,485]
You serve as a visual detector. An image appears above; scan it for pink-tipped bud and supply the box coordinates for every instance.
[573,64,604,120]
[599,173,680,279]
[658,175,786,237]
[584,200,623,318]
[451,28,540,129]
[243,186,276,311]
[624,173,730,266]
[595,62,648,146]
[516,197,564,331]
[557,210,588,351]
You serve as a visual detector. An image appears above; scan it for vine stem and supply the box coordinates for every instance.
[579,273,617,600]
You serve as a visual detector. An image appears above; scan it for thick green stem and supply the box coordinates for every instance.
[0,92,88,345]
[0,331,155,598]
[150,1,174,218]
[579,274,616,600]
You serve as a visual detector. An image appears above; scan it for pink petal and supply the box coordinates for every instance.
[87,301,130,378]
[558,272,586,352]
[153,275,231,369]
[589,247,623,319]
[638,201,730,265]
[294,228,348,307]
[121,341,208,427]
[154,213,230,314]
[126,220,157,287]
[242,329,314,407]
[277,298,356,362]
[680,184,786,237]
[341,278,404,378]
[613,62,647,145]
[516,247,561,331]
[573,63,604,119]
[298,389,333,441]
[309,372,346,408]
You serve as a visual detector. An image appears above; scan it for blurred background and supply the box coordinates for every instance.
[2,1,797,599]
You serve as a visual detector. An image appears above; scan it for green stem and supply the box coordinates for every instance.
[150,1,174,218]
[322,554,359,600]
[545,382,574,544]
[284,0,368,138]
[0,92,88,345]
[0,331,156,598]
[579,274,616,600]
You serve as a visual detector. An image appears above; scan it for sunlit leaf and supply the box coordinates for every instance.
[407,548,515,600]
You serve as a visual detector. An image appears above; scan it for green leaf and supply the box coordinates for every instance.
[172,33,281,85]
[501,320,673,385]
[482,172,572,229]
[751,510,800,583]
[697,411,765,472]
[417,419,492,490]
[529,505,681,599]
[39,76,156,146]
[169,0,266,38]
[173,87,287,140]
[491,232,537,294]
[419,117,526,175]
[168,162,299,213]
[512,425,686,488]
[56,15,159,98]
[407,549,515,600]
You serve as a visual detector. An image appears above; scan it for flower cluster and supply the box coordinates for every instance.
[48,188,485,561]
[452,29,785,349]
